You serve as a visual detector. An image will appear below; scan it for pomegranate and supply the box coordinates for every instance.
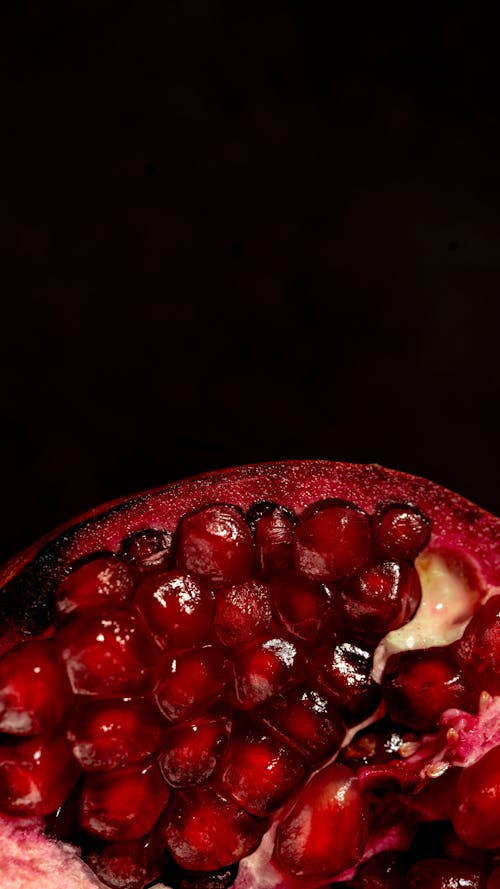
[0,460,499,889]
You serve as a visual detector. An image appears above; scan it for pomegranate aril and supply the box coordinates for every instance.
[79,758,169,841]
[352,850,407,888]
[177,503,253,588]
[275,763,368,879]
[246,501,296,577]
[66,698,161,770]
[0,639,71,735]
[293,498,372,582]
[440,825,493,869]
[315,640,381,719]
[85,833,164,889]
[120,528,174,574]
[407,859,487,888]
[157,709,232,787]
[489,868,500,889]
[154,644,227,722]
[160,786,263,871]
[455,595,500,695]
[134,571,214,649]
[0,735,80,816]
[220,726,304,816]
[269,570,343,644]
[382,646,478,732]
[55,609,154,696]
[452,745,500,849]
[373,502,431,562]
[230,635,307,709]
[214,579,273,648]
[259,685,346,763]
[45,779,85,842]
[341,559,421,643]
[55,555,136,616]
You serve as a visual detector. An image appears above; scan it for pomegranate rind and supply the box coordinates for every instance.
[1,461,499,651]
[0,816,104,889]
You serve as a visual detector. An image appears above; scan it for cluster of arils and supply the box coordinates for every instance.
[0,491,499,889]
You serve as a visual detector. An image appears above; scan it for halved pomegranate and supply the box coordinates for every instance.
[1,460,500,889]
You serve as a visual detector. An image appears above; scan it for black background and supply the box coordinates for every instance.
[1,2,499,564]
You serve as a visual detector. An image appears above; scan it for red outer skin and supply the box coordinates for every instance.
[1,461,500,654]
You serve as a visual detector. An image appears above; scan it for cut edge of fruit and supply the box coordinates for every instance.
[1,460,500,889]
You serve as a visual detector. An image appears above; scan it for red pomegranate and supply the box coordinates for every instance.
[0,460,500,889]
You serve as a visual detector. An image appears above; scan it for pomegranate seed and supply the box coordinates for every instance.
[315,641,381,719]
[120,528,174,573]
[213,579,273,648]
[293,498,372,582]
[489,868,500,889]
[177,504,253,588]
[407,859,487,888]
[258,685,346,764]
[160,786,263,871]
[55,610,154,697]
[275,763,368,879]
[229,636,307,709]
[373,502,431,562]
[154,644,228,722]
[382,646,478,731]
[0,735,80,816]
[440,825,492,868]
[66,698,161,770]
[269,570,344,644]
[55,555,136,616]
[352,850,407,888]
[341,559,421,643]
[44,780,84,842]
[246,501,296,576]
[79,759,169,841]
[85,832,164,889]
[157,709,232,787]
[452,745,500,849]
[134,571,214,649]
[340,717,417,767]
[220,726,304,816]
[0,640,71,735]
[455,595,500,695]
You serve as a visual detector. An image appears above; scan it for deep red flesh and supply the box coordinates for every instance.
[79,759,170,841]
[382,646,479,731]
[340,559,421,643]
[0,640,71,735]
[55,555,136,616]
[455,595,500,696]
[65,698,161,770]
[452,744,500,849]
[0,461,499,889]
[351,850,407,887]
[134,571,214,650]
[373,503,431,562]
[275,763,368,879]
